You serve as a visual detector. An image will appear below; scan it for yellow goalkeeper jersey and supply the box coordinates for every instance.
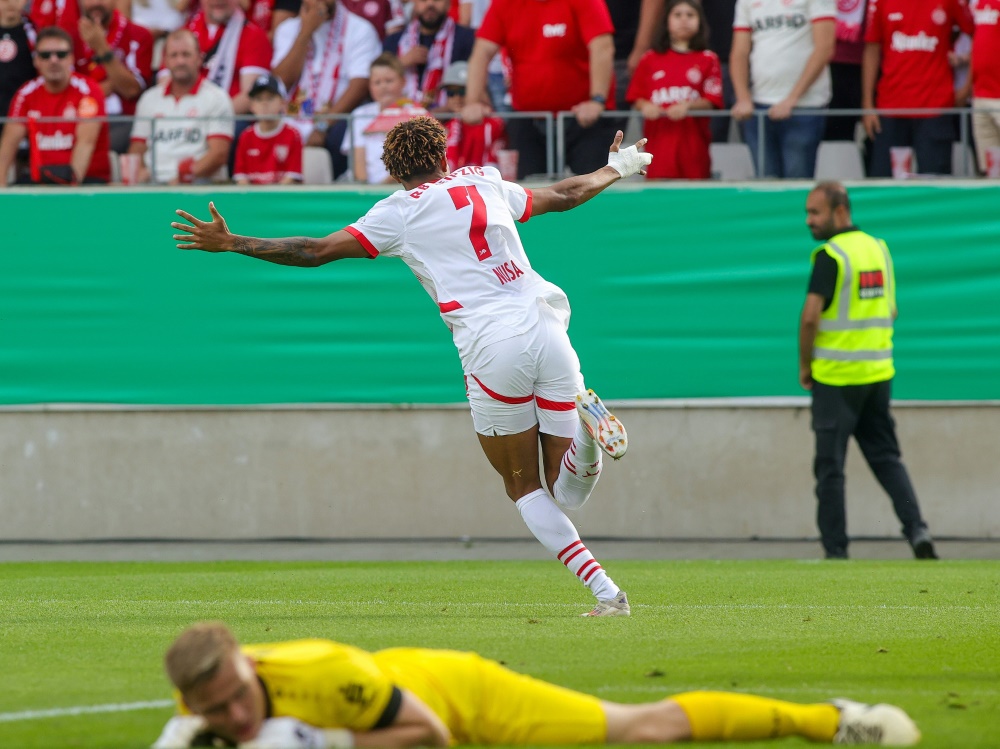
[235,639,607,745]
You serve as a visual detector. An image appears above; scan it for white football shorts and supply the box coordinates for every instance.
[463,303,584,438]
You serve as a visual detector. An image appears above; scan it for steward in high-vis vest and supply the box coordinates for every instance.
[798,182,937,561]
[810,231,895,387]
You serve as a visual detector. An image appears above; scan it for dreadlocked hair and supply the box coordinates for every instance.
[381,116,448,181]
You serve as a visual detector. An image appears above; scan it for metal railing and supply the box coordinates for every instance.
[2,105,998,184]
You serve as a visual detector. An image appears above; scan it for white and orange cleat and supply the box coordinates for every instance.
[581,590,630,617]
[576,389,628,460]
[831,699,921,745]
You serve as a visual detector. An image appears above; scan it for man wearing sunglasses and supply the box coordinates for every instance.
[0,25,110,185]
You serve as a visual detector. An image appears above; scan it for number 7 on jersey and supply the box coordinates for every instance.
[447,185,493,261]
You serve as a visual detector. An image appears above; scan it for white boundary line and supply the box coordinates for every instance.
[0,700,173,723]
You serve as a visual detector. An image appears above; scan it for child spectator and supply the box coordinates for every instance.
[233,72,303,184]
[435,60,506,170]
[342,52,414,183]
[627,0,722,179]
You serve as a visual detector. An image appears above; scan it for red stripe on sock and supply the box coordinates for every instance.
[577,559,598,578]
[583,564,603,582]
[563,547,587,566]
[558,540,583,560]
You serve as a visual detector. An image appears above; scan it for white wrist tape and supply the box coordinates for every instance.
[607,145,653,178]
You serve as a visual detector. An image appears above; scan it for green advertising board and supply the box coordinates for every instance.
[1,183,997,404]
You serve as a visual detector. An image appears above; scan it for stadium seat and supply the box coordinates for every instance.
[814,141,865,180]
[710,143,755,180]
[302,147,333,184]
[952,142,976,177]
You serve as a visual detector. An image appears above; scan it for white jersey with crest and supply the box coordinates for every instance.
[345,165,571,362]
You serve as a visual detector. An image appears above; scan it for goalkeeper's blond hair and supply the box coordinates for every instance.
[165,621,240,693]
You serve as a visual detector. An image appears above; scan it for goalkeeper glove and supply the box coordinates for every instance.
[152,716,210,749]
[238,718,353,749]
[607,142,653,178]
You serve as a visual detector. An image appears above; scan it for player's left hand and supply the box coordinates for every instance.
[238,717,339,749]
[607,130,652,178]
[172,202,235,253]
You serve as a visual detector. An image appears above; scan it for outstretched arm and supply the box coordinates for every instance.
[235,690,449,749]
[172,202,371,266]
[529,131,651,217]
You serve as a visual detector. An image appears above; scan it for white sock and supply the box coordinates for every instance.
[552,431,603,510]
[515,488,620,601]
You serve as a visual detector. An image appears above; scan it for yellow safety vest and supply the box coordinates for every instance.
[811,230,896,386]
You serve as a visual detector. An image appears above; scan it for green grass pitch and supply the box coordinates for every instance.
[1,559,997,748]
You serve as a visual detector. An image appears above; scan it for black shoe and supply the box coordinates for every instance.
[910,529,939,560]
[825,550,849,560]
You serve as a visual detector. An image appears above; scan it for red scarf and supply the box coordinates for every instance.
[397,17,455,108]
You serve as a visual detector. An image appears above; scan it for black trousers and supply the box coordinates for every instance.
[507,115,618,178]
[811,379,928,557]
[868,114,955,177]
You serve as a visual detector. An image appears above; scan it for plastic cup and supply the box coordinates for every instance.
[984,146,1000,178]
[889,146,914,179]
[119,153,140,185]
[497,149,519,181]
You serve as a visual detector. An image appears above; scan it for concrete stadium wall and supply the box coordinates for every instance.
[2,404,997,541]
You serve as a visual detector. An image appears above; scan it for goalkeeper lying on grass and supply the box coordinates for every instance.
[153,622,919,748]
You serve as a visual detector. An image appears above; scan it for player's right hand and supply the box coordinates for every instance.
[151,715,208,749]
[172,202,235,253]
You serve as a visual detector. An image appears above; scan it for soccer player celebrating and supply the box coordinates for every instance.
[173,117,648,617]
[152,621,921,748]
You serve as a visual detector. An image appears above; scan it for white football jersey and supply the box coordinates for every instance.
[346,165,570,361]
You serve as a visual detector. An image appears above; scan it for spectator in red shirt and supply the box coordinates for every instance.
[461,0,617,178]
[76,0,153,153]
[861,0,974,176]
[965,0,1000,174]
[0,25,111,184]
[627,0,722,179]
[233,71,303,183]
[186,0,272,114]
[435,60,507,170]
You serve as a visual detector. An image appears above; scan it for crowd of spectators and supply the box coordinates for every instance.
[0,0,998,186]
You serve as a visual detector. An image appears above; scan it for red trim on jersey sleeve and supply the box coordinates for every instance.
[519,189,533,223]
[206,134,233,141]
[343,225,380,257]
[438,300,463,312]
[811,16,835,22]
[471,374,534,404]
[535,395,575,411]
[733,26,752,32]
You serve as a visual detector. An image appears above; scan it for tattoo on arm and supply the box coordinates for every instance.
[232,236,323,266]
